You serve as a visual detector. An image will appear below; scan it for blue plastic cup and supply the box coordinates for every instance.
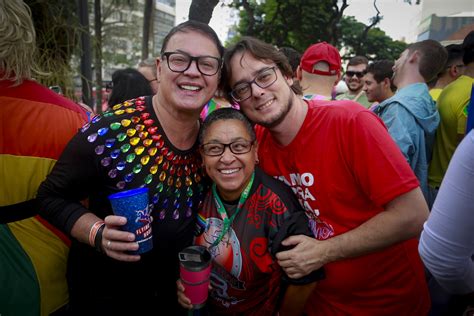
[108,187,153,254]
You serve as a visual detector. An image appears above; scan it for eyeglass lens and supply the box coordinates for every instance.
[202,141,253,156]
[231,67,277,102]
[164,52,220,76]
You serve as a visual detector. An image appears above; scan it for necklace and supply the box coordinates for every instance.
[209,172,255,248]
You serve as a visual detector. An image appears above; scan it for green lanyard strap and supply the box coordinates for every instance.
[210,172,255,248]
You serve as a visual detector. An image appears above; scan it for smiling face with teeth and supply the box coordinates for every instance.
[156,30,221,114]
[200,119,258,202]
[229,51,294,128]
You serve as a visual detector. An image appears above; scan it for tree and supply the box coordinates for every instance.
[94,0,103,113]
[92,0,139,112]
[142,0,153,59]
[79,0,93,107]
[353,0,382,55]
[233,0,406,61]
[26,0,81,97]
[404,0,421,4]
[340,16,407,61]
[233,0,257,36]
[233,0,342,50]
[189,0,220,24]
[98,0,141,70]
[327,0,349,45]
[26,0,142,107]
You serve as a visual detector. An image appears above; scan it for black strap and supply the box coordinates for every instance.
[94,224,105,253]
[0,199,39,224]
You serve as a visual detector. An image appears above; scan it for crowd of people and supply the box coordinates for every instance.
[1,0,473,315]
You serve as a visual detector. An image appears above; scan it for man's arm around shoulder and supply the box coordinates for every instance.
[276,187,429,278]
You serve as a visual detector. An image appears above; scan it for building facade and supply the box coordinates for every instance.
[417,0,474,42]
[101,0,176,80]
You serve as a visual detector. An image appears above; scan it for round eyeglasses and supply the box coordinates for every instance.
[201,140,255,156]
[230,67,278,102]
[161,51,221,76]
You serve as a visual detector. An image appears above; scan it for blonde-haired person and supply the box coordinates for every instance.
[0,0,88,315]
[0,1,42,84]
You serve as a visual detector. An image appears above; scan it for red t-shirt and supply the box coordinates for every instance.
[256,100,430,316]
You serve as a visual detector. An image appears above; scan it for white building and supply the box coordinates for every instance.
[153,0,176,54]
[101,0,176,80]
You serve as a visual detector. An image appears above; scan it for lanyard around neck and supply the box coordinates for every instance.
[210,172,255,248]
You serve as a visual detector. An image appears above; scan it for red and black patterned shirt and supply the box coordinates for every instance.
[195,167,323,315]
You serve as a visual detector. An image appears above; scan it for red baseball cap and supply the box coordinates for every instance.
[300,42,341,76]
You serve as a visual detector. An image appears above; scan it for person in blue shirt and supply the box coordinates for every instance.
[374,40,447,202]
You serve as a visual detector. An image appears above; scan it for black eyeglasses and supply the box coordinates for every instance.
[231,67,278,102]
[346,71,366,78]
[201,140,255,156]
[148,78,157,83]
[161,51,221,76]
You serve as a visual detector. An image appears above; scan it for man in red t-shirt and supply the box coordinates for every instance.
[221,37,431,315]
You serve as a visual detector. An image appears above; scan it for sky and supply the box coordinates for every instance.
[343,0,422,43]
[175,0,423,43]
[175,0,237,43]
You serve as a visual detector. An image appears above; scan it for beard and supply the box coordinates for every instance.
[347,80,363,93]
[258,86,294,128]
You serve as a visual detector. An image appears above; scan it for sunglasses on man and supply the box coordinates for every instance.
[345,71,366,78]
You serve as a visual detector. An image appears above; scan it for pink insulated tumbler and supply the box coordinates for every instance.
[179,245,212,309]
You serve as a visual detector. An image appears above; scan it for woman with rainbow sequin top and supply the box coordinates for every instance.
[37,21,224,315]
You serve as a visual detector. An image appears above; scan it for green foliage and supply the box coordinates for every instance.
[339,16,407,61]
[233,0,408,61]
[97,1,141,70]
[25,0,147,101]
[234,0,335,51]
[26,0,81,98]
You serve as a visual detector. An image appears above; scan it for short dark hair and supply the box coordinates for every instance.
[366,60,396,92]
[278,46,301,75]
[223,37,302,101]
[462,30,474,65]
[407,39,447,82]
[434,44,464,79]
[199,108,255,144]
[160,20,224,59]
[108,68,153,106]
[347,56,369,68]
[445,44,464,66]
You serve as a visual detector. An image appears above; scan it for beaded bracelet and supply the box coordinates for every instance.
[88,220,105,248]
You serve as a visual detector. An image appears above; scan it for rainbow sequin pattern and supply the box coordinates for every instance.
[80,96,207,220]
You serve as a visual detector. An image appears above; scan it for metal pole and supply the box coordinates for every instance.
[78,0,93,108]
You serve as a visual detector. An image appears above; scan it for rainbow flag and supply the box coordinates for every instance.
[0,79,87,315]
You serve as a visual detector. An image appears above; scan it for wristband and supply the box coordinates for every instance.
[88,220,105,247]
[94,224,105,253]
